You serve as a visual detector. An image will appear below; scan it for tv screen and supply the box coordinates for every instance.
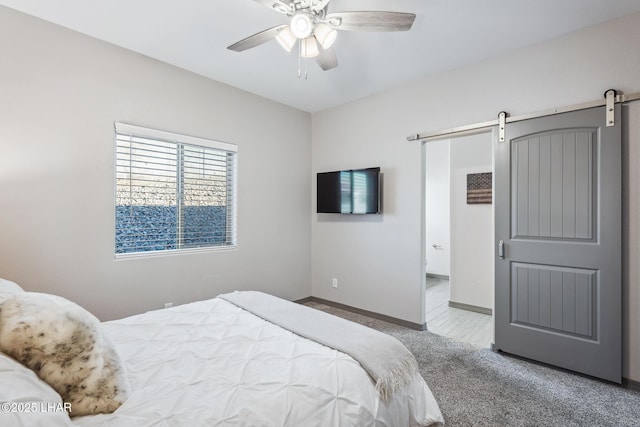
[317,167,381,214]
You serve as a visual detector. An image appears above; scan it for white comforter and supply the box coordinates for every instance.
[73,298,444,427]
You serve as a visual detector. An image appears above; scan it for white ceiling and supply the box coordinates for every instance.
[2,0,640,113]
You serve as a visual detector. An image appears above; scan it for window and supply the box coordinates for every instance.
[114,123,237,256]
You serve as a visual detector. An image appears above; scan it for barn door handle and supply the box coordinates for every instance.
[498,240,505,259]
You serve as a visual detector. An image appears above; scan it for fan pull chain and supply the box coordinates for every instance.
[298,41,302,79]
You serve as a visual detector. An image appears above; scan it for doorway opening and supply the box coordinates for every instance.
[424,131,494,347]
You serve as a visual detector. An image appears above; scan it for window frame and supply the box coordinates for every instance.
[113,122,237,259]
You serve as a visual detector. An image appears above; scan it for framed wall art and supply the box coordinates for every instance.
[467,172,492,204]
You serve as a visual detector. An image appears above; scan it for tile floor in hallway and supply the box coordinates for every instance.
[426,276,493,348]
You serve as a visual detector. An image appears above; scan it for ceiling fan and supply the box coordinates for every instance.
[227,0,416,74]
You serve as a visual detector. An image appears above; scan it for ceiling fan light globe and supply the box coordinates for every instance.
[275,27,296,52]
[300,37,320,58]
[314,23,337,49]
[290,13,313,39]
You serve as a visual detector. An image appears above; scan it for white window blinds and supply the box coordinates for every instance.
[114,123,237,256]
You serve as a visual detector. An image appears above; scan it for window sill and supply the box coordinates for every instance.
[114,245,237,260]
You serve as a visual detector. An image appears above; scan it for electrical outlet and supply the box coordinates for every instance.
[164,302,173,309]
[332,278,338,288]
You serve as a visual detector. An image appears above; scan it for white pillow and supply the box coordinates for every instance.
[0,292,130,417]
[0,352,74,426]
[0,277,24,303]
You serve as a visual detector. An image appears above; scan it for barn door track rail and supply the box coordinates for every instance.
[407,90,640,143]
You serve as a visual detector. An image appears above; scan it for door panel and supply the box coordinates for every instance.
[511,129,596,240]
[511,263,596,338]
[495,106,621,383]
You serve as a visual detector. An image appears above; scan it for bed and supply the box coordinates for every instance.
[0,278,444,426]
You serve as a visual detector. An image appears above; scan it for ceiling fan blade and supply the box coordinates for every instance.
[252,0,293,14]
[227,25,288,52]
[316,46,338,71]
[326,11,416,32]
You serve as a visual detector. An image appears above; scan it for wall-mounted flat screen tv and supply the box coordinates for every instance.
[317,167,381,214]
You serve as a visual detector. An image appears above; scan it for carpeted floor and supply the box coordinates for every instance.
[304,301,640,427]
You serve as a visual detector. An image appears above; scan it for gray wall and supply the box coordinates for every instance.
[311,12,640,380]
[0,6,312,321]
[623,101,640,383]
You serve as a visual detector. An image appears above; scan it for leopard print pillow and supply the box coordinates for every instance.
[0,292,130,417]
[0,277,23,303]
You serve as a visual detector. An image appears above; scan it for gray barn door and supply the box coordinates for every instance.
[494,106,621,383]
